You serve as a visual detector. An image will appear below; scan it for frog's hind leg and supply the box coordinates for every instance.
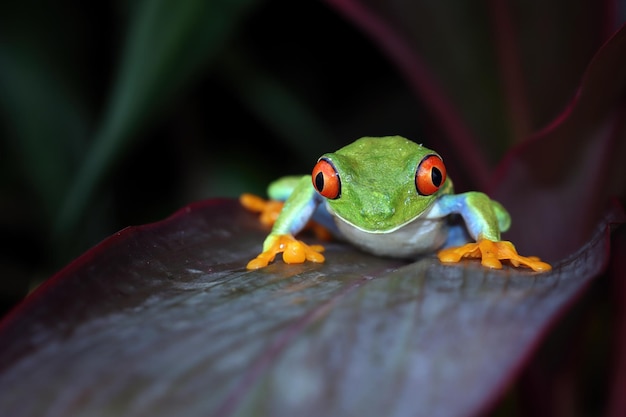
[240,193,285,227]
[240,183,338,243]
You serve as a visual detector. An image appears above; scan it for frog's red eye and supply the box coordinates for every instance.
[312,158,341,199]
[415,154,446,196]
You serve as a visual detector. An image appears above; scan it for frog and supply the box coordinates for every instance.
[240,136,551,272]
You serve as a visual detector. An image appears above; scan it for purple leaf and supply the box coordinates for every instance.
[607,226,626,417]
[0,199,623,417]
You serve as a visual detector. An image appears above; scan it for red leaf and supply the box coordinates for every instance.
[607,226,626,417]
[323,0,611,189]
[322,0,491,190]
[492,23,626,261]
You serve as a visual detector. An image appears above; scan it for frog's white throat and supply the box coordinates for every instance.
[326,204,447,258]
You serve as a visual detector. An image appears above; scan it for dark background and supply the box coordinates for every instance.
[0,0,429,314]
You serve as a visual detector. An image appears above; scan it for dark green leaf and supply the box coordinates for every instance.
[217,48,337,160]
[0,40,87,221]
[54,0,260,238]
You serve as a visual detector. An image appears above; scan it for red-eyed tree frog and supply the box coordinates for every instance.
[241,136,551,272]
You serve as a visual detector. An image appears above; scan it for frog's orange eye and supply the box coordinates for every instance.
[415,154,446,196]
[312,158,341,199]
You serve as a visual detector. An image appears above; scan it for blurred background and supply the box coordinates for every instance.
[0,0,623,314]
[0,0,427,313]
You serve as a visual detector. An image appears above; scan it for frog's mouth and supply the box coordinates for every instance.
[326,203,437,234]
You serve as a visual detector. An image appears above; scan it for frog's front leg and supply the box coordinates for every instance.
[431,192,551,272]
[246,176,326,270]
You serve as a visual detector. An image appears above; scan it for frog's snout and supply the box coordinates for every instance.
[359,192,395,220]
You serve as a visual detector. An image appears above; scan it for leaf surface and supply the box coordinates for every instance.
[0,199,623,417]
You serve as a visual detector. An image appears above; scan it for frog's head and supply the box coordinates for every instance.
[311,136,450,232]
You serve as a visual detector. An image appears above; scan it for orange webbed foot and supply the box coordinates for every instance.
[247,235,325,270]
[437,239,551,272]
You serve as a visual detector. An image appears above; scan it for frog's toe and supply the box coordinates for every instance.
[246,252,275,270]
[240,193,285,227]
[437,242,481,264]
[240,193,267,211]
[488,240,551,272]
[282,239,325,264]
[246,235,325,270]
[438,239,551,272]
